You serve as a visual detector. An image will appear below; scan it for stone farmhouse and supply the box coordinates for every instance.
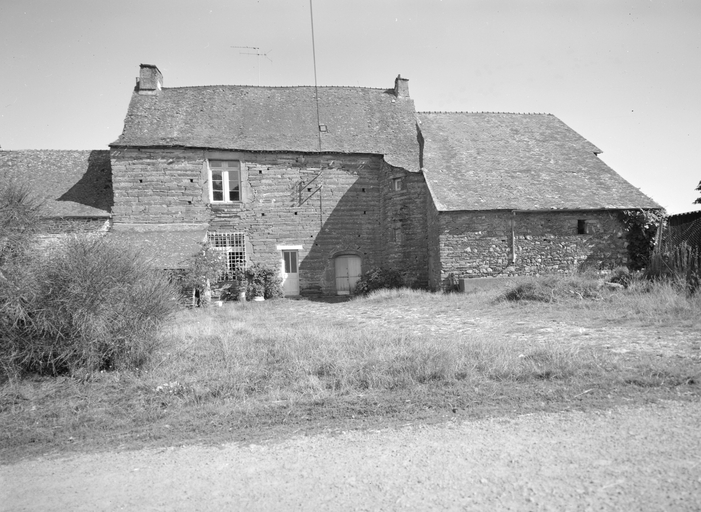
[0,64,659,297]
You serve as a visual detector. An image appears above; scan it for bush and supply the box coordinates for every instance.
[0,180,43,270]
[354,267,403,296]
[242,263,283,300]
[500,274,603,302]
[621,209,664,271]
[0,236,178,378]
[177,242,228,307]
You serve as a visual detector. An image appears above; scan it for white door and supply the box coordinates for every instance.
[282,250,299,296]
[335,255,361,295]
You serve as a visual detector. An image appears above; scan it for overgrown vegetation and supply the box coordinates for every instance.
[647,244,701,295]
[354,266,403,296]
[500,273,604,302]
[176,242,227,307]
[2,274,699,459]
[0,182,178,379]
[240,263,283,299]
[621,209,665,271]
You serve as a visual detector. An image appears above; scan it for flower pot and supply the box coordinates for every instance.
[238,291,247,302]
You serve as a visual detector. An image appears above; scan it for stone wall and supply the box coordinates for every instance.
[111,148,429,296]
[379,161,429,289]
[208,152,386,296]
[426,197,442,291]
[110,148,209,224]
[437,210,628,287]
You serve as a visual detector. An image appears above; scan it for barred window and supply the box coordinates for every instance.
[208,232,246,279]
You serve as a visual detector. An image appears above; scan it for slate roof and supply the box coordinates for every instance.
[112,85,420,172]
[108,224,207,269]
[0,150,113,218]
[418,112,660,211]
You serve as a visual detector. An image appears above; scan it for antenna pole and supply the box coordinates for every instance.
[232,46,272,86]
[309,0,322,152]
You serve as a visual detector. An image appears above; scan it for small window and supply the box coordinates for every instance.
[208,160,241,203]
[392,177,404,191]
[208,232,246,279]
[393,227,402,243]
[578,219,600,235]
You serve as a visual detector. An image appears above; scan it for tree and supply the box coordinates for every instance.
[695,181,701,204]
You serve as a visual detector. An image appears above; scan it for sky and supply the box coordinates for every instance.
[1,0,699,214]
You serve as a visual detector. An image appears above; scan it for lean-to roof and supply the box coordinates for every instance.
[0,150,113,218]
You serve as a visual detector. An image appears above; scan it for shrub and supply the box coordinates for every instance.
[177,242,228,307]
[500,274,603,302]
[354,267,403,296]
[0,235,178,378]
[620,209,664,271]
[242,263,283,300]
[0,180,43,269]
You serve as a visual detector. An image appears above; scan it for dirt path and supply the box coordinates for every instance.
[2,401,700,511]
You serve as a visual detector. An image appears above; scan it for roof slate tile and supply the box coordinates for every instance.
[112,85,420,172]
[418,112,660,211]
[0,150,113,218]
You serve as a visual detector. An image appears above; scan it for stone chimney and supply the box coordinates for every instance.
[394,74,409,98]
[137,64,163,95]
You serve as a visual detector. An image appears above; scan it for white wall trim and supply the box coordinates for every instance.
[276,245,303,250]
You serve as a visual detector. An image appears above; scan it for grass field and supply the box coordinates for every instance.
[2,277,700,461]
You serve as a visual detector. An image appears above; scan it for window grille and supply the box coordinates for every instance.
[208,232,246,279]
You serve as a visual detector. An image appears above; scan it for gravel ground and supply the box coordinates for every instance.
[2,400,700,511]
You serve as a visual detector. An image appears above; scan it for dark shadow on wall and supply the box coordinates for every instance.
[297,164,429,297]
[298,172,383,298]
[57,150,114,213]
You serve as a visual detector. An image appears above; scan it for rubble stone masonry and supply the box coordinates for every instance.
[110,148,429,296]
[432,209,628,290]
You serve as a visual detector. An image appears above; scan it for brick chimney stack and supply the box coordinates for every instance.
[394,75,409,98]
[137,64,163,95]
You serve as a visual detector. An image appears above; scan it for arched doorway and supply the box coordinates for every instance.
[334,254,361,295]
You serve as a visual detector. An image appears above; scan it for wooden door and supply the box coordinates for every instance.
[334,255,361,295]
[281,250,299,296]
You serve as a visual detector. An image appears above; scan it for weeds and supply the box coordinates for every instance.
[1,276,699,459]
[500,273,603,302]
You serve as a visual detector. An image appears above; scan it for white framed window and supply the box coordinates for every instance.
[208,232,246,279]
[208,160,241,203]
[283,250,298,274]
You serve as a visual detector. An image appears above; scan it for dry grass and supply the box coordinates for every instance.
[1,277,700,460]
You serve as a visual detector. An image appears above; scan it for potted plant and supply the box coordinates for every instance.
[251,282,265,301]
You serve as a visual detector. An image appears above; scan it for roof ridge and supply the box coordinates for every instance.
[418,111,552,115]
[0,149,104,153]
[163,84,389,91]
